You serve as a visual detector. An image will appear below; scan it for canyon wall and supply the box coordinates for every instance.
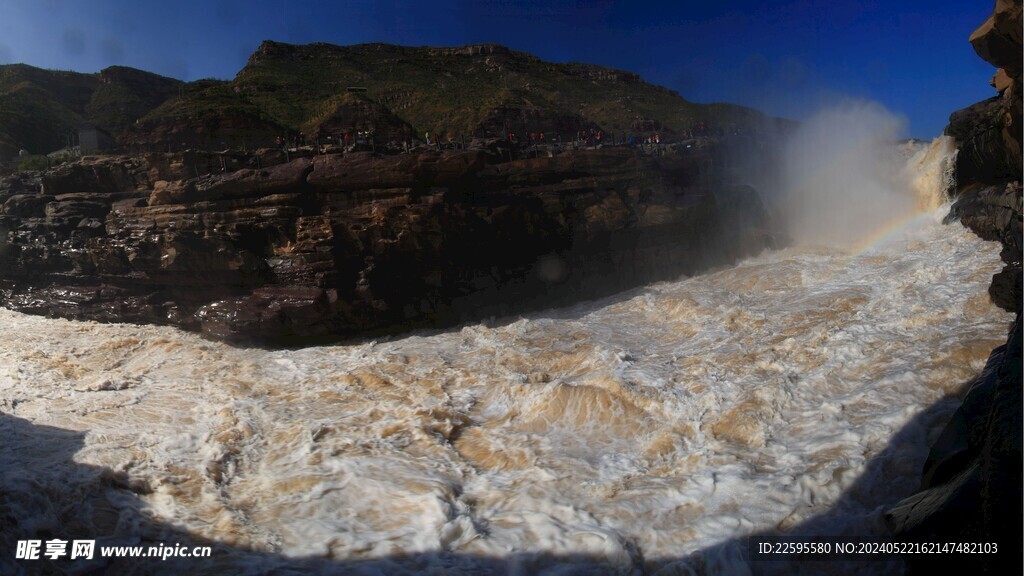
[0,144,772,345]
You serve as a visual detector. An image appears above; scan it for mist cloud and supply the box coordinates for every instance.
[778,100,912,247]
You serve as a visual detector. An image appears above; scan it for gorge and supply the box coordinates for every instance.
[0,2,1021,575]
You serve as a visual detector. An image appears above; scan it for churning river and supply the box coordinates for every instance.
[0,135,1014,575]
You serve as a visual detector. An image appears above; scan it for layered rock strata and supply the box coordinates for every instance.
[0,145,771,345]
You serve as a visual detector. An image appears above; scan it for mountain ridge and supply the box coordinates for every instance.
[2,40,783,159]
[0,63,182,159]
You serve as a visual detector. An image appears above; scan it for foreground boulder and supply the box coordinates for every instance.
[0,145,774,345]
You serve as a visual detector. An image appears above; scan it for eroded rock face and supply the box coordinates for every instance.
[947,0,1023,188]
[946,182,1022,312]
[969,0,1023,75]
[947,96,1020,185]
[0,145,773,345]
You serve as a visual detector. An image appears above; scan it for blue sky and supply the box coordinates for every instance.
[0,0,998,137]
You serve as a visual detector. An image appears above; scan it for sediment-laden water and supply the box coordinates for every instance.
[0,137,1014,575]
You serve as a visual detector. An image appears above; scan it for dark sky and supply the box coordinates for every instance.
[0,0,999,137]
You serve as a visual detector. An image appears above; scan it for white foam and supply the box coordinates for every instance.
[0,140,1013,574]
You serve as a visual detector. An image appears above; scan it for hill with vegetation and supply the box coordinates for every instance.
[127,41,774,149]
[3,41,781,157]
[0,64,181,159]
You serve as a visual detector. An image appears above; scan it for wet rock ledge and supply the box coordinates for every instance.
[0,145,772,345]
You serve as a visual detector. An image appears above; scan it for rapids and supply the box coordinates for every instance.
[0,136,1013,574]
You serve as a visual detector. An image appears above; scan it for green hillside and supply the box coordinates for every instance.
[126,41,772,148]
[0,64,181,159]
[85,66,183,135]
[237,42,766,135]
[0,64,97,157]
[2,41,778,157]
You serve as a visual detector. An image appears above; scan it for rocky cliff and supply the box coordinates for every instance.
[0,142,773,345]
[887,0,1023,571]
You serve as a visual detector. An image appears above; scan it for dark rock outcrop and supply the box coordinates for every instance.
[946,96,1020,185]
[890,0,1022,570]
[945,181,1022,311]
[945,0,1023,188]
[0,143,774,345]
